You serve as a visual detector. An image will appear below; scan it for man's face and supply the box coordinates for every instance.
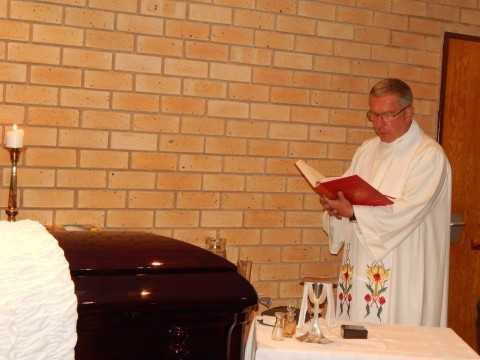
[368,94,413,143]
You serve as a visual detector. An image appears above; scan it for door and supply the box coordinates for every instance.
[438,32,480,351]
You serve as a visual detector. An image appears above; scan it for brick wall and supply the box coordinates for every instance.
[1,0,480,305]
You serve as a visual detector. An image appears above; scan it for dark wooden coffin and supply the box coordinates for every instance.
[50,230,258,360]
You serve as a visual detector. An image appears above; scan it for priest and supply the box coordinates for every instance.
[320,78,452,326]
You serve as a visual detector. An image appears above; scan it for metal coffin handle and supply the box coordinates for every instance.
[450,213,465,244]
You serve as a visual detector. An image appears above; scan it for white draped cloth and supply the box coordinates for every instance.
[323,121,452,326]
[0,220,77,360]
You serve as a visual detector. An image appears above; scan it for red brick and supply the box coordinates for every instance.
[293,71,331,90]
[110,132,158,151]
[177,192,220,209]
[229,83,269,102]
[277,15,316,35]
[86,29,134,51]
[136,74,181,95]
[274,51,313,70]
[141,0,187,19]
[11,1,62,23]
[251,103,290,121]
[0,61,26,82]
[354,26,390,45]
[271,87,309,105]
[244,210,284,227]
[131,152,177,171]
[256,0,296,14]
[201,210,243,227]
[221,193,262,210]
[26,148,76,167]
[183,79,226,98]
[6,84,58,105]
[230,46,272,65]
[351,59,388,77]
[133,114,180,133]
[298,1,336,20]
[461,9,480,26]
[128,191,175,209]
[206,137,247,155]
[226,121,268,137]
[115,53,163,74]
[295,36,333,56]
[23,189,74,208]
[179,154,222,172]
[392,0,427,16]
[107,210,154,228]
[164,58,208,78]
[80,150,129,169]
[8,42,60,65]
[78,190,126,208]
[137,35,183,57]
[253,67,293,86]
[392,31,426,50]
[30,65,82,87]
[155,210,199,228]
[117,14,164,35]
[83,110,131,130]
[63,48,112,70]
[248,139,288,156]
[409,17,442,36]
[211,25,253,46]
[255,30,294,50]
[289,142,328,158]
[0,105,25,125]
[59,129,109,149]
[224,156,265,173]
[33,24,84,46]
[186,41,229,62]
[269,123,308,140]
[181,116,225,135]
[311,90,348,108]
[162,96,205,115]
[28,107,79,127]
[208,100,249,119]
[112,92,159,112]
[57,169,107,188]
[160,134,204,153]
[109,171,156,189]
[337,6,373,25]
[90,0,138,13]
[373,12,408,30]
[0,20,30,41]
[189,3,232,24]
[2,168,54,187]
[61,88,110,109]
[65,7,114,29]
[85,70,133,91]
[371,45,408,63]
[314,55,351,74]
[156,173,202,190]
[165,19,209,40]
[233,9,274,29]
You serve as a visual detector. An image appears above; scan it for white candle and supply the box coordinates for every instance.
[5,124,24,148]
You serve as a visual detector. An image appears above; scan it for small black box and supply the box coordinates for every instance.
[341,324,368,339]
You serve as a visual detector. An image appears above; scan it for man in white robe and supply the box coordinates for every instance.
[321,78,452,326]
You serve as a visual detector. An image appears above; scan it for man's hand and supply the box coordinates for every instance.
[319,191,354,220]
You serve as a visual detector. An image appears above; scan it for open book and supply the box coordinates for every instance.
[295,160,394,206]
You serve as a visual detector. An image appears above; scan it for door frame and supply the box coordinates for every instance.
[437,31,480,250]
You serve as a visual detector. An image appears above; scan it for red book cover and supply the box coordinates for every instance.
[315,175,393,206]
[295,160,393,206]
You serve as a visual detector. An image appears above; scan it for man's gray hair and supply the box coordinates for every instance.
[370,78,413,107]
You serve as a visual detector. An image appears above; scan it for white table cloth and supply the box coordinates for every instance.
[245,316,479,360]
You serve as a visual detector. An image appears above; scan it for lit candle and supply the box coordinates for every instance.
[5,124,24,148]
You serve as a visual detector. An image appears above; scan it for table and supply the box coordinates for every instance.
[245,316,480,360]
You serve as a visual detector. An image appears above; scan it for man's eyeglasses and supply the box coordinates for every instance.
[366,105,410,122]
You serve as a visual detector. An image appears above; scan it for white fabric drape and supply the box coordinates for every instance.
[323,121,452,326]
[0,220,77,360]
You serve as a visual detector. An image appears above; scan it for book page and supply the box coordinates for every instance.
[295,160,325,187]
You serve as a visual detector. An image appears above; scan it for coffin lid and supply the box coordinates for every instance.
[51,230,235,276]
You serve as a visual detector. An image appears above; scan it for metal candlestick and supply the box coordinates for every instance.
[5,147,21,221]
